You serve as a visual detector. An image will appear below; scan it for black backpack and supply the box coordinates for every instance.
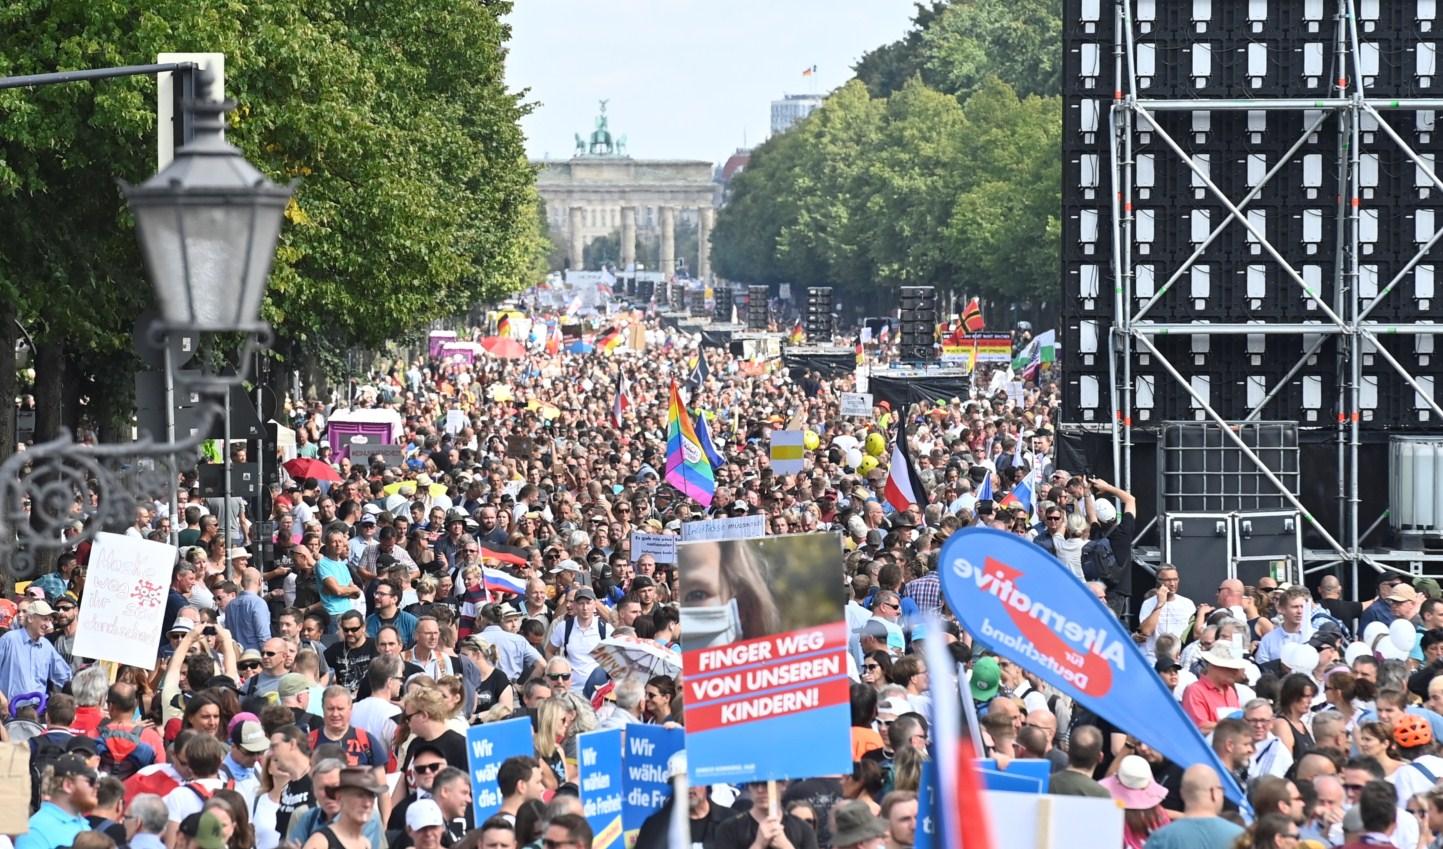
[30,730,72,809]
[1081,538,1122,586]
[563,614,608,648]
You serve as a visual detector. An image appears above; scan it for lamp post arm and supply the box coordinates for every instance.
[0,62,197,92]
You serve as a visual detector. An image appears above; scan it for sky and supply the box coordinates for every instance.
[504,1,918,163]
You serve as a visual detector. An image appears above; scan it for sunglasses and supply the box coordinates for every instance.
[412,762,443,774]
[342,626,364,634]
[239,662,261,671]
[261,650,280,658]
[863,663,881,671]
[547,672,572,681]
[55,605,76,612]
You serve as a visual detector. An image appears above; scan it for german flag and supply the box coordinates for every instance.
[479,543,528,567]
[962,297,985,333]
[497,314,512,337]
[598,325,624,353]
[788,318,805,344]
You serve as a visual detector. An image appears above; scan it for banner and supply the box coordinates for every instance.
[578,728,625,849]
[629,532,677,564]
[768,429,805,475]
[936,527,1247,806]
[465,718,534,824]
[839,392,873,417]
[976,759,1051,794]
[622,725,684,839]
[678,534,851,784]
[916,758,938,849]
[679,514,765,542]
[72,533,180,669]
[941,332,1013,369]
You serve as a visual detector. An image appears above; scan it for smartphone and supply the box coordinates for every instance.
[203,626,218,636]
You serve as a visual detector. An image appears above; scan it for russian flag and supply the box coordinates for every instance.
[883,412,929,513]
[1000,479,1033,515]
[483,567,526,596]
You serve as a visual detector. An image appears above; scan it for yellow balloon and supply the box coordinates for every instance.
[803,430,820,451]
[865,432,887,457]
[859,455,879,475]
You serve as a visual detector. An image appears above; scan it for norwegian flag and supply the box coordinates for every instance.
[883,411,929,513]
[611,370,632,427]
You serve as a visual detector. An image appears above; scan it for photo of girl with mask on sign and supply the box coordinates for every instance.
[676,534,844,653]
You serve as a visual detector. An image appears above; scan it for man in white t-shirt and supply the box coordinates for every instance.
[1138,564,1196,661]
[546,585,603,690]
[161,735,231,843]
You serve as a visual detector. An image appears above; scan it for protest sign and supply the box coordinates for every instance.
[679,514,765,542]
[915,757,938,849]
[622,725,684,839]
[983,792,1123,849]
[629,531,677,564]
[678,533,850,784]
[941,332,1013,370]
[506,434,534,458]
[363,444,407,469]
[465,718,534,823]
[72,533,179,669]
[578,728,625,849]
[976,758,1051,794]
[839,392,873,417]
[768,429,805,475]
[936,526,1247,807]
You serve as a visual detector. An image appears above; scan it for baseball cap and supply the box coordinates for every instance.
[278,673,310,699]
[359,514,377,525]
[573,586,597,602]
[552,559,583,575]
[631,576,655,590]
[1153,658,1182,674]
[234,720,269,754]
[970,657,1001,702]
[406,799,445,831]
[50,753,97,784]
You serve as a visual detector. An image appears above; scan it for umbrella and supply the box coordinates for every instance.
[283,457,341,483]
[381,480,447,498]
[565,340,595,355]
[481,336,526,359]
[591,635,682,682]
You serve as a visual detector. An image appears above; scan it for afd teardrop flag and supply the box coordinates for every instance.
[937,527,1247,808]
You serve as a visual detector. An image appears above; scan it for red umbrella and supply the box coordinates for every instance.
[283,457,341,482]
[481,336,526,360]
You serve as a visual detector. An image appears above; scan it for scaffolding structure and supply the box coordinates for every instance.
[1101,0,1443,590]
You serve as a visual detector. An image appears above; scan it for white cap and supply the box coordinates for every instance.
[1094,500,1117,524]
[405,799,445,832]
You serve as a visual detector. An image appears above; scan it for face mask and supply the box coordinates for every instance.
[682,598,742,649]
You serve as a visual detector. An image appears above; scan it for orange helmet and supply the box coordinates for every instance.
[1394,714,1434,748]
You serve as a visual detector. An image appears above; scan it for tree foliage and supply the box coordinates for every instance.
[713,1,1062,310]
[0,0,545,444]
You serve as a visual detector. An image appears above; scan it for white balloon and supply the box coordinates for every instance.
[845,447,864,469]
[1391,618,1418,652]
[832,435,859,452]
[432,494,453,511]
[1363,621,1391,646]
[1344,641,1371,665]
[1378,638,1409,661]
[1284,643,1320,673]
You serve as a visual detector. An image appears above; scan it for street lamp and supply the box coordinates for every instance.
[0,68,291,577]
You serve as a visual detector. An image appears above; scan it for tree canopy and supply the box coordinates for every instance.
[714,0,1061,312]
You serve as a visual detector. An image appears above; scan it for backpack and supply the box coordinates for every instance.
[182,777,234,804]
[29,730,73,809]
[96,720,157,780]
[563,615,608,649]
[1310,607,1353,642]
[1081,538,1122,586]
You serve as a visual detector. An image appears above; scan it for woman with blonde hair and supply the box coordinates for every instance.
[390,685,468,811]
[459,636,514,719]
[534,696,578,789]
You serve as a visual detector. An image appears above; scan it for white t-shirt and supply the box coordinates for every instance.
[352,696,401,755]
[549,615,602,689]
[1391,755,1443,805]
[163,777,229,822]
[1138,594,1197,660]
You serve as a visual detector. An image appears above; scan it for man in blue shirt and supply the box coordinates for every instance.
[226,567,273,652]
[17,753,95,849]
[0,600,71,700]
[318,527,362,636]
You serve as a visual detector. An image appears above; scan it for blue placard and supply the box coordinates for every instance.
[975,758,1052,794]
[915,757,938,849]
[578,728,625,849]
[622,725,685,837]
[466,718,535,824]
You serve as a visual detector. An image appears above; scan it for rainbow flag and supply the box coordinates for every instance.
[665,380,715,508]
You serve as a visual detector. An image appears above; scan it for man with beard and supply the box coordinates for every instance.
[356,627,423,700]
[47,593,79,667]
[18,754,97,849]
[326,611,379,695]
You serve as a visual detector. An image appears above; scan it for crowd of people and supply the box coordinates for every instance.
[3,302,1438,849]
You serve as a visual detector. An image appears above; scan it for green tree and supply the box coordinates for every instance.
[852,1,951,97]
[918,0,1062,99]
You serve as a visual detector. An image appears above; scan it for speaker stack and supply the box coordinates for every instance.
[899,286,937,364]
[805,287,834,342]
[637,278,654,303]
[714,285,734,323]
[687,287,709,317]
[746,285,769,331]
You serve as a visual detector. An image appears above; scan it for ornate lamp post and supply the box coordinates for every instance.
[0,69,292,578]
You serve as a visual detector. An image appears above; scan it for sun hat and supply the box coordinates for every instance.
[278,673,310,700]
[1199,642,1248,670]
[831,800,888,846]
[326,766,388,798]
[1100,755,1168,809]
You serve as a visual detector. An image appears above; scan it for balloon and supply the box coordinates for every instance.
[832,435,859,452]
[1282,642,1319,673]
[1391,618,1418,652]
[1378,638,1409,660]
[1363,621,1390,646]
[859,455,879,475]
[845,448,864,469]
[803,430,820,451]
[865,432,887,457]
[431,494,453,511]
[1344,641,1371,665]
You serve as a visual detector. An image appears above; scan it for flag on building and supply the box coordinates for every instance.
[802,64,817,77]
[789,318,805,344]
[612,371,632,427]
[883,412,929,513]
[693,410,726,469]
[665,381,716,508]
[962,297,985,332]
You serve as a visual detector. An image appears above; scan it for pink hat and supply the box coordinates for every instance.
[227,712,260,736]
[1100,755,1168,809]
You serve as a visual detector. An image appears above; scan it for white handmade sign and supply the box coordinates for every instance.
[679,514,766,542]
[840,392,874,417]
[629,532,677,564]
[72,533,179,669]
